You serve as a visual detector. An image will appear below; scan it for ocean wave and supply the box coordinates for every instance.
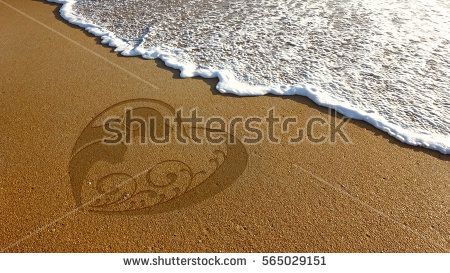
[49,0,450,154]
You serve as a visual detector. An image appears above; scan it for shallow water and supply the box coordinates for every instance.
[51,0,450,153]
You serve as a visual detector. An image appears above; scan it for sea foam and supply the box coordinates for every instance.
[49,0,450,154]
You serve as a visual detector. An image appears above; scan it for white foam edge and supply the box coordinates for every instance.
[48,0,449,154]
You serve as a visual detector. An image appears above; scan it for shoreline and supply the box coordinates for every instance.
[46,0,449,155]
[0,0,448,252]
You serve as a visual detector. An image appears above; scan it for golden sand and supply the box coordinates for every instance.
[0,0,448,252]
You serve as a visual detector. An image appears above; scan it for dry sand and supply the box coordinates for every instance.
[0,0,448,252]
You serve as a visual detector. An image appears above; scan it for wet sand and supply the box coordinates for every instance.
[0,0,448,252]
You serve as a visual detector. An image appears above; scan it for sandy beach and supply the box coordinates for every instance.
[0,0,448,252]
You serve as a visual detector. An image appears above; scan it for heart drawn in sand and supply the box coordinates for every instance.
[68,99,248,215]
